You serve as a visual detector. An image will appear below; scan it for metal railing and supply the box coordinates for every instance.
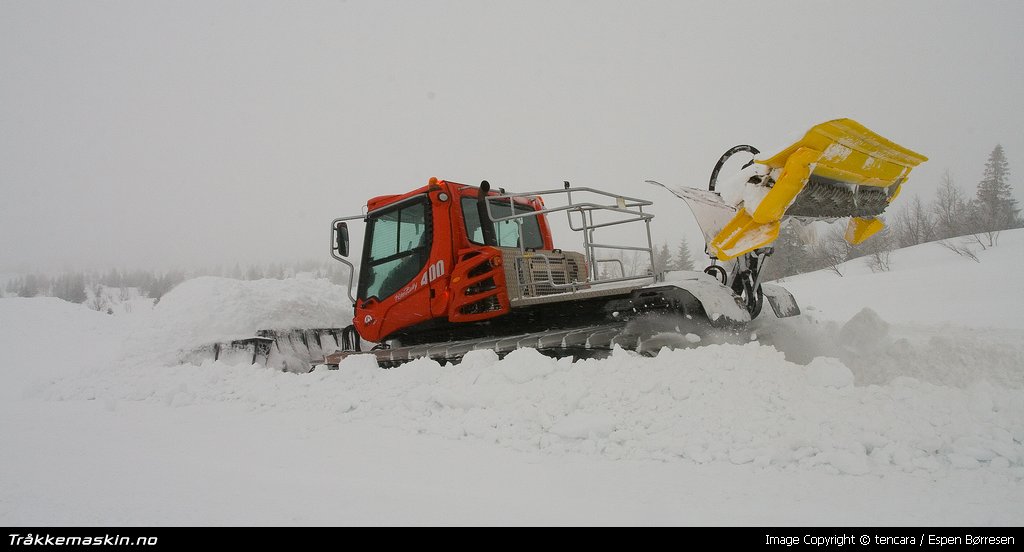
[482,183,656,295]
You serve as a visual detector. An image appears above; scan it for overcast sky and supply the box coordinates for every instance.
[2,0,1022,272]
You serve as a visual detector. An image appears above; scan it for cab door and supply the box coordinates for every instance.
[354,195,435,341]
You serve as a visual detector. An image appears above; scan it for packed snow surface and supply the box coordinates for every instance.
[3,232,1024,525]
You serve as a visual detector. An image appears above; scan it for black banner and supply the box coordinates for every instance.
[2,526,1023,545]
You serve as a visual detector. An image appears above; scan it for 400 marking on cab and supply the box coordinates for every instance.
[420,260,445,286]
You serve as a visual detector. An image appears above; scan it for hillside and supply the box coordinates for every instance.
[1,232,1022,525]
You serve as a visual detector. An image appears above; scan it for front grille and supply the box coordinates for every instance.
[459,295,501,315]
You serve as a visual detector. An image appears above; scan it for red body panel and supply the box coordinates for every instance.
[353,179,553,343]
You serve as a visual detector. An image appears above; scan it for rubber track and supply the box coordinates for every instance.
[330,322,647,367]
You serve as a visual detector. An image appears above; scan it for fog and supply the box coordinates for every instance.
[2,0,1022,272]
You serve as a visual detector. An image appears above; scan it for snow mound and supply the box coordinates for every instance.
[125,277,353,364]
[803,356,854,388]
[837,307,889,353]
[41,342,1024,478]
[752,308,1024,389]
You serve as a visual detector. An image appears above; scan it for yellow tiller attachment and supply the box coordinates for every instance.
[708,119,927,260]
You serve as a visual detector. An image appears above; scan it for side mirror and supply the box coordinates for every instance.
[334,221,350,257]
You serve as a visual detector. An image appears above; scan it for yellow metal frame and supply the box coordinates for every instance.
[709,119,927,260]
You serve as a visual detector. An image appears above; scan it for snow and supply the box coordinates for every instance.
[2,234,1024,525]
[713,163,778,218]
[124,277,354,365]
[0,298,124,393]
[717,163,765,208]
[89,285,154,316]
[657,270,750,324]
[779,229,1024,330]
[821,142,853,163]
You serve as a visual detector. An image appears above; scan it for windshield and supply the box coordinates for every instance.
[358,196,431,301]
[462,197,544,249]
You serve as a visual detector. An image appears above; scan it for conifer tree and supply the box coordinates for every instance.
[672,238,696,271]
[974,145,1019,232]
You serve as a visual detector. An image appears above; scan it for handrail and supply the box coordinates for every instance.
[482,184,657,293]
[329,214,365,305]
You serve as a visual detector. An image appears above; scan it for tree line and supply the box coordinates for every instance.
[4,146,1018,302]
[2,260,351,308]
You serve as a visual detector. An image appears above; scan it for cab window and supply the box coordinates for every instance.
[462,197,543,249]
[358,197,431,301]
